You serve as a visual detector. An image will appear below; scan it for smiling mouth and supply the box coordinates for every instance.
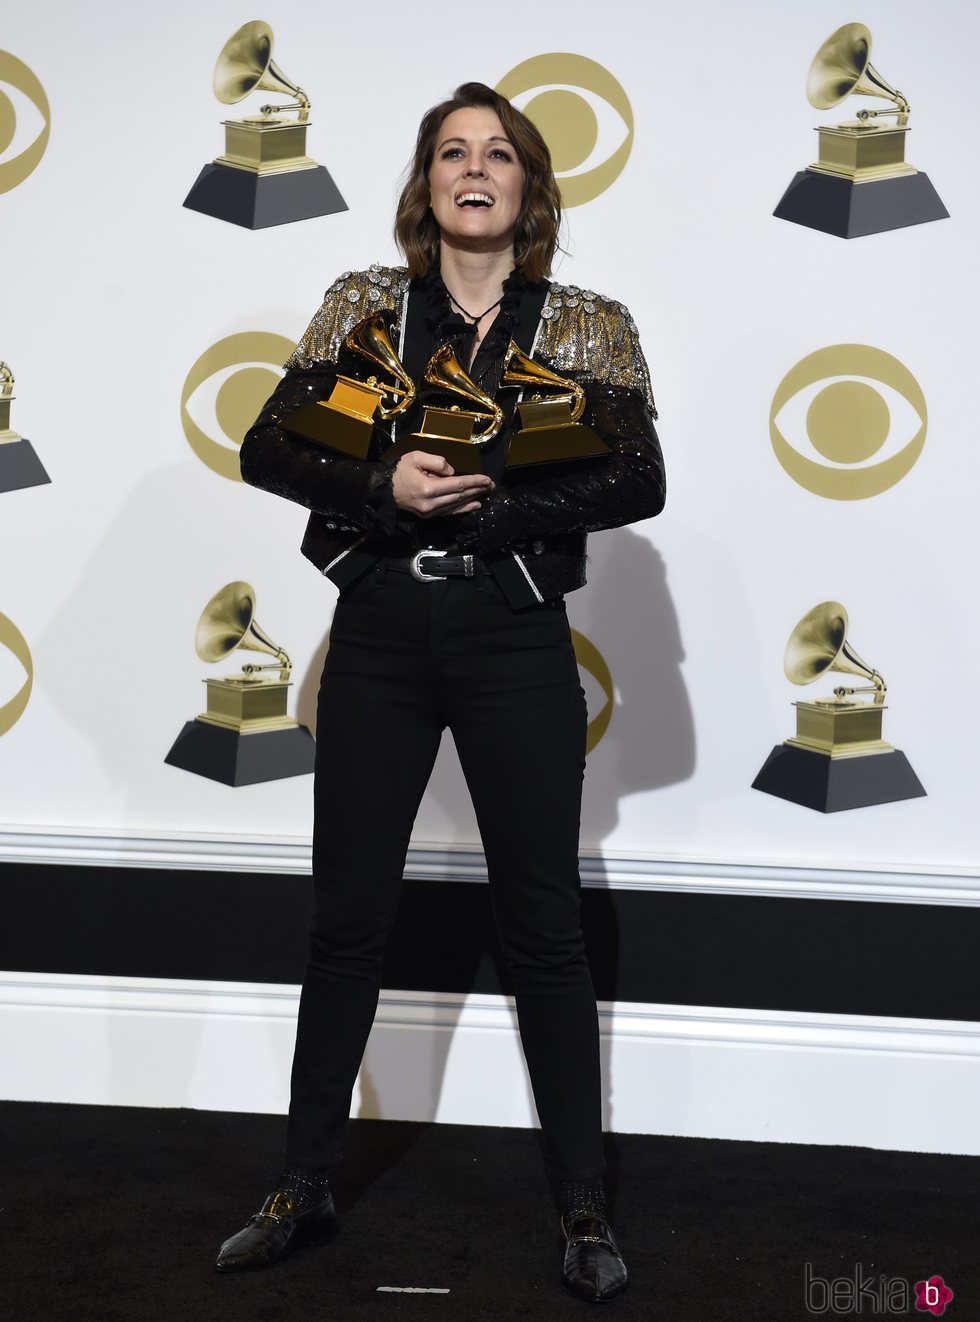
[456,192,495,207]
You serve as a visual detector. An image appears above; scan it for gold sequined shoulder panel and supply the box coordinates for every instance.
[285,264,410,369]
[536,282,657,418]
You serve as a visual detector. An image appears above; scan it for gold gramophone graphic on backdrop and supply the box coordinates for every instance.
[773,22,948,238]
[183,20,347,229]
[0,362,50,494]
[382,343,505,475]
[500,341,608,467]
[165,580,315,787]
[283,313,416,459]
[752,601,925,812]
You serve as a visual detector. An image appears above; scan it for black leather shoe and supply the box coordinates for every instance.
[560,1212,628,1302]
[214,1189,338,1272]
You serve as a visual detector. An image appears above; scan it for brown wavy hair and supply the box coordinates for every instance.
[394,82,561,284]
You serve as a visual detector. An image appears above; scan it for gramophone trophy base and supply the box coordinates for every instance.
[384,410,486,475]
[284,382,384,460]
[773,168,948,238]
[506,422,609,468]
[199,675,296,730]
[0,437,51,493]
[165,719,315,787]
[752,742,925,813]
[811,123,913,182]
[216,118,316,174]
[183,161,347,230]
[787,698,890,757]
[383,436,485,475]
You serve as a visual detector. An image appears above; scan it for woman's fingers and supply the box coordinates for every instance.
[391,453,495,515]
[430,480,491,506]
[405,450,454,476]
[418,498,481,519]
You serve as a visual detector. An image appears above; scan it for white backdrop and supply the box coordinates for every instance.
[2,0,978,879]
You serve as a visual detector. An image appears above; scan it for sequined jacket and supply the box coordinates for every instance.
[239,264,666,607]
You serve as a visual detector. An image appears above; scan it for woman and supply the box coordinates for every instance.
[216,81,665,1304]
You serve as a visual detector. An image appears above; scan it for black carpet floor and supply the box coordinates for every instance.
[2,1102,977,1321]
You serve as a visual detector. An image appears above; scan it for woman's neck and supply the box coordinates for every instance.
[438,245,515,319]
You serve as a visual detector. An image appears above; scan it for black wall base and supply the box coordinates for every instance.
[0,439,50,493]
[773,169,949,238]
[4,863,980,1019]
[164,720,315,786]
[752,743,926,813]
[183,162,348,229]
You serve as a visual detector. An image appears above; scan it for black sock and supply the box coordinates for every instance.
[559,1176,608,1223]
[278,1165,331,1214]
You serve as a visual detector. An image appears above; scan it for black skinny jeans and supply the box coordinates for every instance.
[284,561,606,1182]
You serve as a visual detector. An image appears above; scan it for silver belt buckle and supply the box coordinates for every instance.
[410,549,447,582]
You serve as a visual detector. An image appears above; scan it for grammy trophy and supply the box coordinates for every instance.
[283,313,416,459]
[165,580,315,787]
[500,342,608,468]
[752,600,925,812]
[382,343,504,475]
[183,20,347,229]
[773,22,948,238]
[0,362,50,494]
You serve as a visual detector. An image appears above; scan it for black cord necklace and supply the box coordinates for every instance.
[446,288,503,324]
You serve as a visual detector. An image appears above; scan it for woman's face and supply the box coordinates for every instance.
[427,106,525,255]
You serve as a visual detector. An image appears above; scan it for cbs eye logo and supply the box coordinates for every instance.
[572,628,613,753]
[0,52,50,193]
[181,332,294,482]
[0,612,33,736]
[770,344,926,500]
[497,54,633,207]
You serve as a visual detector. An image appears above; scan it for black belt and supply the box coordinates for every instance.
[386,550,489,582]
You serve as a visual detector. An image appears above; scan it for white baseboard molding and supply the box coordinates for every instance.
[1,826,979,906]
[3,971,980,1154]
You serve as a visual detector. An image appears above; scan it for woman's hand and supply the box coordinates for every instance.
[391,451,495,519]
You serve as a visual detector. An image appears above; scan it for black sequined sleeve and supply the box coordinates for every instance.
[468,383,666,551]
[239,365,410,537]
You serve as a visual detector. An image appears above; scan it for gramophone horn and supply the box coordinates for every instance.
[343,314,416,420]
[424,343,504,442]
[784,600,885,694]
[213,20,310,112]
[195,580,291,671]
[502,341,586,423]
[806,22,909,118]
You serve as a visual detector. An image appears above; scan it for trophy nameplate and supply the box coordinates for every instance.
[183,21,347,230]
[0,364,50,494]
[165,580,314,787]
[382,343,502,475]
[501,341,608,467]
[772,22,948,238]
[283,314,415,460]
[752,601,925,813]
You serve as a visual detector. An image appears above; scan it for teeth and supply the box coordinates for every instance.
[456,193,494,207]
